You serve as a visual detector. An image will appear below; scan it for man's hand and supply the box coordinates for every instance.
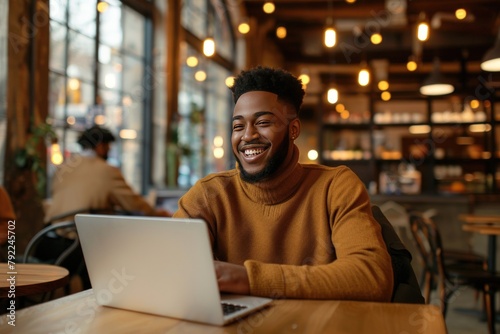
[214,260,250,295]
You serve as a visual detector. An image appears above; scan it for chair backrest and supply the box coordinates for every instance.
[408,212,436,273]
[371,205,425,304]
[408,211,448,307]
[22,221,79,265]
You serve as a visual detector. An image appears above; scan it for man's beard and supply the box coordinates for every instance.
[235,130,290,184]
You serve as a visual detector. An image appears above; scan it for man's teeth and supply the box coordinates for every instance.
[245,148,264,156]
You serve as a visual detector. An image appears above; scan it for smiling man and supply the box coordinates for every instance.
[174,66,393,301]
[232,91,298,183]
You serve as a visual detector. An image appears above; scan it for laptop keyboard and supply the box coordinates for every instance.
[222,302,248,315]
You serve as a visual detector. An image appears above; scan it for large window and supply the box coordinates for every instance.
[178,0,236,187]
[48,0,152,193]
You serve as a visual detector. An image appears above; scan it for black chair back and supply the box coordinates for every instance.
[372,205,425,304]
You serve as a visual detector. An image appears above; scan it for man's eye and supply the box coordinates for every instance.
[257,120,271,126]
[233,124,244,131]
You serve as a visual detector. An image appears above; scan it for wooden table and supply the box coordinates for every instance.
[462,223,500,236]
[0,263,69,298]
[459,214,500,225]
[0,289,447,334]
[460,214,500,272]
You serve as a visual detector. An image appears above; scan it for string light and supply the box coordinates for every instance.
[97,1,109,13]
[263,2,275,14]
[470,99,480,109]
[276,26,287,39]
[195,70,207,82]
[370,32,382,45]
[455,8,467,20]
[378,80,389,91]
[308,150,319,161]
[298,74,310,85]
[407,56,418,72]
[238,22,250,35]
[186,56,198,67]
[50,143,63,165]
[225,76,235,87]
[381,91,391,101]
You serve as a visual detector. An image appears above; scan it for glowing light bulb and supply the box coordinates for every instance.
[370,33,382,45]
[327,88,338,104]
[455,8,467,20]
[407,60,418,71]
[324,28,336,48]
[238,22,250,34]
[378,80,389,91]
[186,56,198,67]
[195,70,207,82]
[358,69,370,86]
[263,2,275,14]
[203,38,215,57]
[417,22,429,41]
[276,26,287,39]
[225,76,235,87]
[298,74,310,85]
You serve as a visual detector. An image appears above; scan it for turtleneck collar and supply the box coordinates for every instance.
[237,145,304,205]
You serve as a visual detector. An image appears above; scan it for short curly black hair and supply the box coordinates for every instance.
[77,125,116,149]
[229,66,305,114]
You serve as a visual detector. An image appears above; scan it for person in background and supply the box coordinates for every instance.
[174,66,393,301]
[0,186,16,247]
[45,125,170,222]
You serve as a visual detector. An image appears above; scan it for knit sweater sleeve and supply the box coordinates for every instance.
[244,168,394,302]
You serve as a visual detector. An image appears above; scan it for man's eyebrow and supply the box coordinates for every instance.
[232,111,274,122]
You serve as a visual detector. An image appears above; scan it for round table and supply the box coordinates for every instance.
[0,263,69,298]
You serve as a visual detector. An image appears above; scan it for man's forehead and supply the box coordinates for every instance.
[234,91,294,116]
[236,91,279,105]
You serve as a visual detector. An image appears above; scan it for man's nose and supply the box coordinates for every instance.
[241,126,259,142]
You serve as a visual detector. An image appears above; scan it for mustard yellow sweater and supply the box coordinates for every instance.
[174,146,393,301]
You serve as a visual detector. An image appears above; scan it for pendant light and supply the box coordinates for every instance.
[419,58,454,96]
[481,29,500,72]
[327,87,339,104]
[416,13,429,42]
[358,65,370,87]
[324,24,337,48]
[203,37,215,57]
[324,2,336,48]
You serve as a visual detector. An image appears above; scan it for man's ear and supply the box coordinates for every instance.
[290,118,301,140]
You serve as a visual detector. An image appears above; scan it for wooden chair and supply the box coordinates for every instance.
[409,210,486,290]
[409,211,500,334]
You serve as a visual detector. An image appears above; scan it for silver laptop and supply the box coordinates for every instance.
[74,214,272,326]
